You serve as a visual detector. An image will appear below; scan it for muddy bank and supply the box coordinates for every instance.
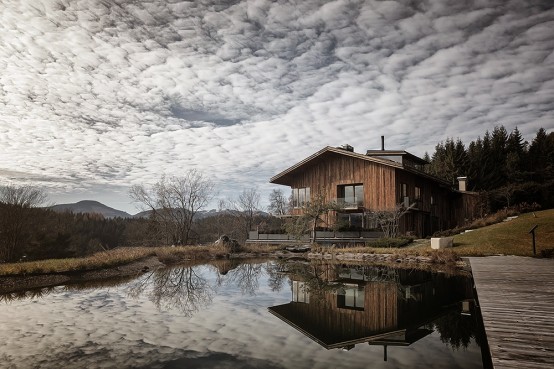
[0,256,164,295]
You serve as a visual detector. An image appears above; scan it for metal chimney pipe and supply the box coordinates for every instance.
[381,136,385,151]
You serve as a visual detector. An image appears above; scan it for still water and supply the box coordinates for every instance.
[0,260,488,369]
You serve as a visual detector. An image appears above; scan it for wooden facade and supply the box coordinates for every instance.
[271,146,478,237]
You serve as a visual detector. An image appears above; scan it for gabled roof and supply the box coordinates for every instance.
[365,150,429,165]
[270,146,450,187]
[270,146,401,185]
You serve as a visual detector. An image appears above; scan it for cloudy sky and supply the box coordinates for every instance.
[1,0,553,213]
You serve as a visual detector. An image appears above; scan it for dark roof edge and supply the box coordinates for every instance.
[270,146,403,184]
[270,146,452,188]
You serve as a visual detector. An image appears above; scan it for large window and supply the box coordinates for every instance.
[292,187,310,208]
[337,284,365,310]
[337,184,364,208]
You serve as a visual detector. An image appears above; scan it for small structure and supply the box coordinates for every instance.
[431,237,453,249]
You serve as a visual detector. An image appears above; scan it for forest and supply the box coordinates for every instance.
[425,126,554,211]
[0,126,552,263]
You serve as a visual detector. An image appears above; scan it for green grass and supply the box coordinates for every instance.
[310,209,554,258]
[451,208,554,256]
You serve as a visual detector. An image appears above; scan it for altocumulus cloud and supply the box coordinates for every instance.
[0,0,553,211]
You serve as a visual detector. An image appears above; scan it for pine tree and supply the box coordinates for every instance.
[505,126,527,182]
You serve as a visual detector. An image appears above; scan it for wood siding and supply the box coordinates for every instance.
[287,151,397,211]
[278,150,478,237]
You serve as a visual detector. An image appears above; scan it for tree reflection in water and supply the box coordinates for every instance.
[0,259,488,358]
[128,265,214,316]
[266,260,486,356]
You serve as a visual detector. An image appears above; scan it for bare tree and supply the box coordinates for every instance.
[284,191,341,243]
[0,185,48,262]
[224,187,261,240]
[129,170,214,245]
[268,189,289,216]
[367,203,415,239]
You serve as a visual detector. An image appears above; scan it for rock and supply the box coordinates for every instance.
[214,235,241,252]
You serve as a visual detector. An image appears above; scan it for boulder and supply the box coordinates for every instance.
[214,235,241,252]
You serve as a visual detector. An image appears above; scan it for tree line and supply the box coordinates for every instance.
[0,178,280,263]
[425,126,554,211]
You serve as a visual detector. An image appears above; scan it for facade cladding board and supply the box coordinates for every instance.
[271,147,477,237]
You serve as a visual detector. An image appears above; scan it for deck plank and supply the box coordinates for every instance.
[469,256,554,369]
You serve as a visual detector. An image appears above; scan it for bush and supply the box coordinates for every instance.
[429,249,460,264]
[365,237,413,248]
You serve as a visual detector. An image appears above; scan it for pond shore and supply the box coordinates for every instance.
[0,248,467,295]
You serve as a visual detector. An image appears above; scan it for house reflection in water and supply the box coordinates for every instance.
[268,263,473,360]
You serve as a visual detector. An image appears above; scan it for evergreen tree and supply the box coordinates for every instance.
[505,126,527,182]
[528,128,554,182]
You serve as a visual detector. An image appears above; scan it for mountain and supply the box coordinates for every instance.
[49,200,132,219]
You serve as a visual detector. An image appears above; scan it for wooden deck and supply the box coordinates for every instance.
[469,256,554,369]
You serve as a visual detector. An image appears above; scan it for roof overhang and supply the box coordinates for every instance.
[270,146,450,187]
[270,146,403,186]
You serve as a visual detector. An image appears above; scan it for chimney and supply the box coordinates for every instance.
[381,136,385,151]
[340,144,354,152]
[457,177,467,192]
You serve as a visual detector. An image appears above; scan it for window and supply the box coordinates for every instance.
[400,183,407,198]
[430,195,435,205]
[415,186,421,200]
[337,284,365,310]
[292,281,309,303]
[292,187,310,208]
[337,184,364,207]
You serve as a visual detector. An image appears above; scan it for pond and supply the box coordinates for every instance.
[0,260,490,369]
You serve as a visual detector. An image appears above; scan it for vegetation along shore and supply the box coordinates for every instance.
[1,208,552,294]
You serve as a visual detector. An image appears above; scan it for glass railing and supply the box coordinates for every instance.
[335,196,363,209]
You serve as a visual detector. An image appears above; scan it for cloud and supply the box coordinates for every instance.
[0,0,553,212]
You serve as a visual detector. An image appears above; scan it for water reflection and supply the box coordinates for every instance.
[0,260,487,369]
[267,261,482,358]
[128,265,214,316]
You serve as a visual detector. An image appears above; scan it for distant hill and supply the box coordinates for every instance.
[49,200,132,219]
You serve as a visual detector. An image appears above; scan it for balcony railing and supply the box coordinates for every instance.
[335,196,364,209]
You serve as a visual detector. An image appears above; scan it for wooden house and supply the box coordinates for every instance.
[270,143,478,237]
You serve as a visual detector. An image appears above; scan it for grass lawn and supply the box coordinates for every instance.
[451,208,554,256]
[319,208,554,258]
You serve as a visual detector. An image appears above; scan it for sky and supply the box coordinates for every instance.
[1,0,553,214]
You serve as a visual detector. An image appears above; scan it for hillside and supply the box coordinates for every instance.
[49,200,132,219]
[452,209,554,256]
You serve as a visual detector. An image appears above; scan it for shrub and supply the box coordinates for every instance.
[365,237,413,248]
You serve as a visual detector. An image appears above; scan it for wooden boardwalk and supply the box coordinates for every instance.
[469,256,554,369]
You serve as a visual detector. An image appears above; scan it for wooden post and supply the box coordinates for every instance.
[529,225,538,256]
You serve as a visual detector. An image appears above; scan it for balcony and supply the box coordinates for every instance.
[335,196,364,209]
